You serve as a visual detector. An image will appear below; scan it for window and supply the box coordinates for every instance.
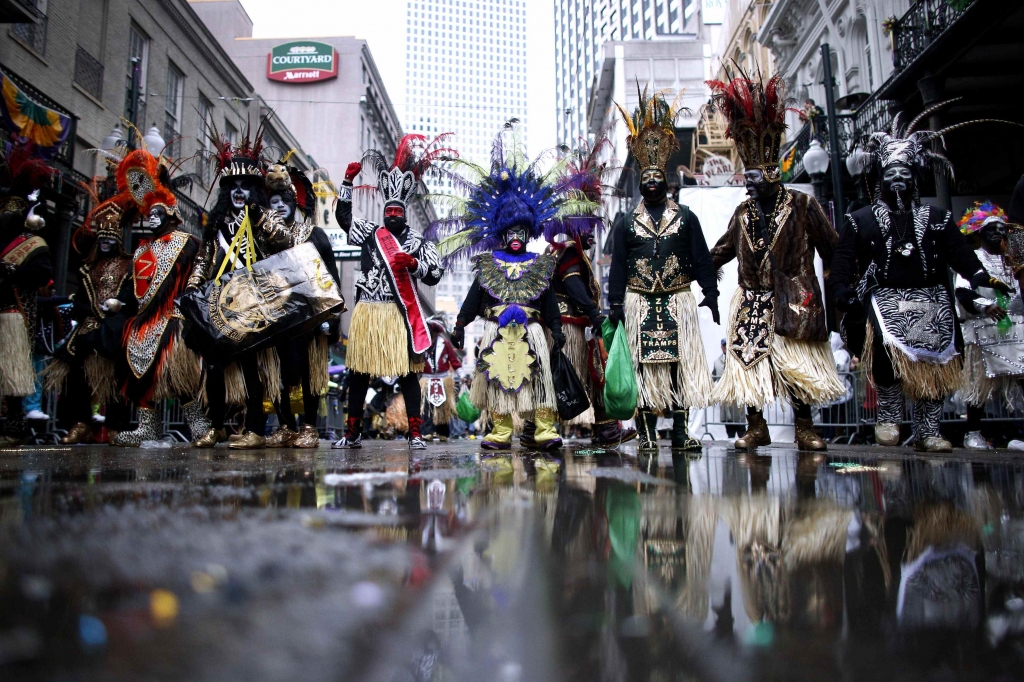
[224,120,238,146]
[196,94,214,185]
[124,24,150,127]
[163,63,184,158]
[11,0,47,55]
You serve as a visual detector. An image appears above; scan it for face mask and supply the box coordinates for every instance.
[383,204,406,232]
[230,180,251,210]
[504,226,528,252]
[639,170,667,204]
[881,165,914,211]
[269,194,294,221]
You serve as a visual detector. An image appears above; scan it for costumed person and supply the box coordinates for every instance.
[707,71,845,451]
[0,143,55,445]
[189,122,292,449]
[540,137,636,447]
[421,315,461,442]
[829,108,1015,452]
[608,88,716,451]
[43,196,132,444]
[431,122,582,451]
[108,150,209,445]
[262,160,343,448]
[953,202,1024,450]
[330,133,450,451]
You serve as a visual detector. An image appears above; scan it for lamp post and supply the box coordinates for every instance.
[845,145,871,208]
[820,43,845,222]
[803,139,830,203]
[143,125,166,156]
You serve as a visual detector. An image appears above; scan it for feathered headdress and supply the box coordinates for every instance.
[544,135,616,241]
[266,153,317,224]
[427,121,600,263]
[958,201,1007,235]
[202,116,268,185]
[116,149,180,222]
[706,70,793,181]
[0,141,57,215]
[359,133,456,208]
[614,84,685,175]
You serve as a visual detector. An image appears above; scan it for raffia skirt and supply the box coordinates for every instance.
[624,289,713,412]
[861,322,962,401]
[470,319,556,417]
[347,301,423,377]
[420,374,457,425]
[711,288,844,407]
[0,311,36,397]
[42,353,120,406]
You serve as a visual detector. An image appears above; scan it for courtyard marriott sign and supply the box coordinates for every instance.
[267,41,338,83]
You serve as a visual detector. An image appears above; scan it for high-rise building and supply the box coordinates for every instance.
[554,0,704,144]
[405,0,529,356]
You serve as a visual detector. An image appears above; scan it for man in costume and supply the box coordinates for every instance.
[421,315,461,442]
[707,72,845,451]
[955,202,1024,449]
[331,134,449,451]
[108,150,208,445]
[829,109,1012,452]
[433,123,582,451]
[45,197,132,444]
[189,124,292,449]
[542,139,636,447]
[608,89,717,451]
[262,161,343,448]
[0,143,54,445]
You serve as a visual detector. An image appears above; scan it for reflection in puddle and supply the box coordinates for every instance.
[0,445,1022,680]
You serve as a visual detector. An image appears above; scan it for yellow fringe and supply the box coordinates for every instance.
[470,319,556,417]
[347,302,417,377]
[257,347,281,405]
[864,322,963,401]
[308,335,329,396]
[0,311,35,396]
[625,289,713,411]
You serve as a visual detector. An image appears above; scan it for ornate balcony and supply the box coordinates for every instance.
[891,0,973,76]
[73,45,104,100]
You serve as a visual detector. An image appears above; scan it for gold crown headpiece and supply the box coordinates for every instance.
[615,84,686,174]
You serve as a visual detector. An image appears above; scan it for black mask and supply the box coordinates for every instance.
[504,226,528,253]
[881,164,914,212]
[384,215,406,233]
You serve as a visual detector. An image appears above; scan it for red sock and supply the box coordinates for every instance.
[408,416,422,440]
[345,416,361,438]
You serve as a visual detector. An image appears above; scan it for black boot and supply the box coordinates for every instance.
[671,410,702,451]
[519,419,537,448]
[637,410,659,450]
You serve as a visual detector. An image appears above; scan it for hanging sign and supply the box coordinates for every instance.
[267,41,338,83]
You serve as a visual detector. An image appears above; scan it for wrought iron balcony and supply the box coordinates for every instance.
[173,190,204,238]
[891,0,973,76]
[73,46,104,100]
[779,113,855,180]
[9,0,45,54]
[0,62,77,171]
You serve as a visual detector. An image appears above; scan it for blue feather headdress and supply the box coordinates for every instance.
[427,121,601,264]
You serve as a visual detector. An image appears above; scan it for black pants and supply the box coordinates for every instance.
[206,353,266,435]
[274,371,320,431]
[346,372,421,430]
[56,360,130,431]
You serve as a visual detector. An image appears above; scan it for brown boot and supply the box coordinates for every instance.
[60,422,94,445]
[265,427,298,447]
[735,412,771,449]
[795,417,826,451]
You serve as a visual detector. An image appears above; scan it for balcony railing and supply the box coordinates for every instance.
[780,113,855,180]
[891,0,973,75]
[73,46,104,100]
[173,190,204,238]
[9,1,46,55]
[0,63,76,171]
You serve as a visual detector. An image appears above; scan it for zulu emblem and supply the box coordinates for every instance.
[898,300,940,344]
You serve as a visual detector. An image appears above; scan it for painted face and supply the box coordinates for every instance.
[639,169,667,204]
[383,203,406,232]
[269,193,294,221]
[881,164,914,211]
[148,205,168,232]
[744,169,772,200]
[230,179,251,210]
[504,225,528,252]
[980,221,1008,255]
[97,237,119,254]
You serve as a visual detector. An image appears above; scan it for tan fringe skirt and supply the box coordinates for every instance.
[0,311,35,396]
[347,301,423,377]
[470,319,556,417]
[711,288,844,408]
[152,332,202,401]
[624,289,713,411]
[862,322,962,401]
[958,343,1022,408]
[420,374,457,424]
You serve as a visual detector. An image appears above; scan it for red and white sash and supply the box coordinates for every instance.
[374,227,431,355]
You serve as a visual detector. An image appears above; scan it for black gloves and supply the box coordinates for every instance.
[608,304,625,326]
[451,324,465,349]
[971,270,1013,295]
[550,330,566,352]
[699,295,720,325]
[590,315,606,336]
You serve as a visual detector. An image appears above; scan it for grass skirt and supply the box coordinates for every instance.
[711,288,844,407]
[152,331,202,401]
[957,342,1023,408]
[550,322,595,425]
[470,319,556,417]
[348,301,422,377]
[624,290,713,411]
[862,322,962,401]
[0,312,35,396]
[420,374,457,424]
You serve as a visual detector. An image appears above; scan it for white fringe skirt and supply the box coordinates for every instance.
[0,311,37,397]
[470,319,556,417]
[958,342,1024,409]
[624,289,713,412]
[711,288,844,408]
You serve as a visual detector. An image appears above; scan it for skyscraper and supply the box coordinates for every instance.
[554,0,702,144]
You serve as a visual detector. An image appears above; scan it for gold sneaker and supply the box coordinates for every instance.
[229,431,266,449]
[265,427,298,447]
[194,427,227,448]
[61,422,94,445]
[292,425,320,449]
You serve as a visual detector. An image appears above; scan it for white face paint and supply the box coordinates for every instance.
[269,194,292,221]
[148,207,163,231]
[230,180,250,210]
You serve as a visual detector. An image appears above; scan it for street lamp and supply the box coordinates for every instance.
[803,139,830,202]
[845,144,871,206]
[143,125,167,156]
[100,123,125,153]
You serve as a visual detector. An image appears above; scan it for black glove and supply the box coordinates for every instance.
[550,330,566,352]
[699,295,720,325]
[590,315,606,336]
[451,324,465,349]
[608,304,625,326]
[971,270,1013,295]
[834,287,864,316]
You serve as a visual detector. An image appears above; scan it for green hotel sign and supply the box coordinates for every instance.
[266,41,338,83]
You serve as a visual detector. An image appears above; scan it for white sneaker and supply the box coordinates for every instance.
[25,410,49,420]
[1007,440,1024,451]
[963,430,993,450]
[92,414,106,423]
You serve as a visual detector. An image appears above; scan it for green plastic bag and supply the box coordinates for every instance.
[602,317,615,349]
[603,321,637,420]
[455,391,481,423]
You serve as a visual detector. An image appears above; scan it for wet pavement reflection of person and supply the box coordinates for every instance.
[0,441,1023,681]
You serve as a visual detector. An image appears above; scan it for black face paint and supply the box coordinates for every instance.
[639,169,668,205]
[744,169,775,201]
[384,215,406,233]
[97,237,119,255]
[980,222,1008,255]
[504,226,528,252]
[881,164,914,212]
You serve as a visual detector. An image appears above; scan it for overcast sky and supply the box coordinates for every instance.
[238,0,558,155]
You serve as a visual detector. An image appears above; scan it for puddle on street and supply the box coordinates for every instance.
[0,443,1022,681]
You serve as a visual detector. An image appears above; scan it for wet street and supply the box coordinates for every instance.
[1,439,1023,681]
